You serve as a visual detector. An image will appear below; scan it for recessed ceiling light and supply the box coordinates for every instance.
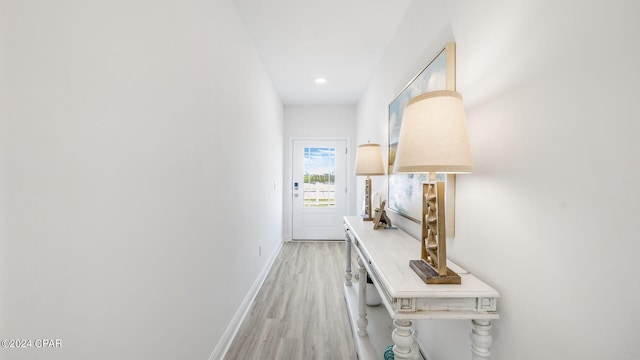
[314,77,327,84]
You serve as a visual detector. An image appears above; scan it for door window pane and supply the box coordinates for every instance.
[303,147,336,207]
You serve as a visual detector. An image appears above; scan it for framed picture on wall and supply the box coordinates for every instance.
[388,42,456,222]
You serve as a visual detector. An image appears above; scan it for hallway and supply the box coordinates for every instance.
[224,242,357,359]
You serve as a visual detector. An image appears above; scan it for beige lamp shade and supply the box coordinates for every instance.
[354,143,385,176]
[393,90,473,174]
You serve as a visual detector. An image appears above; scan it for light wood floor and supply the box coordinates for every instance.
[224,241,357,360]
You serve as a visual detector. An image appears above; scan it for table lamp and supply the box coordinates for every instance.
[393,90,472,284]
[354,143,385,221]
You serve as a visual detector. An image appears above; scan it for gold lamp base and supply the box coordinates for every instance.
[411,179,461,285]
[361,177,373,221]
[409,260,460,284]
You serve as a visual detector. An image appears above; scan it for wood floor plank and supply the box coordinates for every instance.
[224,241,357,360]
[274,338,303,360]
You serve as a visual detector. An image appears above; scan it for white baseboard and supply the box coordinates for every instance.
[207,239,284,360]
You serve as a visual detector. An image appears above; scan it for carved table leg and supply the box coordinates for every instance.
[392,319,417,359]
[357,257,368,336]
[470,319,493,359]
[345,231,352,286]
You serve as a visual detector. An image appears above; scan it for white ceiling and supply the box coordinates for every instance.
[232,0,412,106]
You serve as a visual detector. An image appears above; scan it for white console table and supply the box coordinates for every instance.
[343,216,500,360]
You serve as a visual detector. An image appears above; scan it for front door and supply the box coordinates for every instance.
[291,139,347,240]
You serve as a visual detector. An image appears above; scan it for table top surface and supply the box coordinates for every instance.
[344,216,500,300]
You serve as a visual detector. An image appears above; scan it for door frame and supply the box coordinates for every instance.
[286,137,351,241]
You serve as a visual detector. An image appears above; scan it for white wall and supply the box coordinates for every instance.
[0,19,7,339]
[357,0,640,359]
[283,106,356,239]
[0,1,283,359]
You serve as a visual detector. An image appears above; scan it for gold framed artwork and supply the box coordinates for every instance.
[388,43,456,224]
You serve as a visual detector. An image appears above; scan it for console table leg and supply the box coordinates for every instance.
[392,319,417,360]
[357,257,368,336]
[470,319,493,359]
[345,232,352,286]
